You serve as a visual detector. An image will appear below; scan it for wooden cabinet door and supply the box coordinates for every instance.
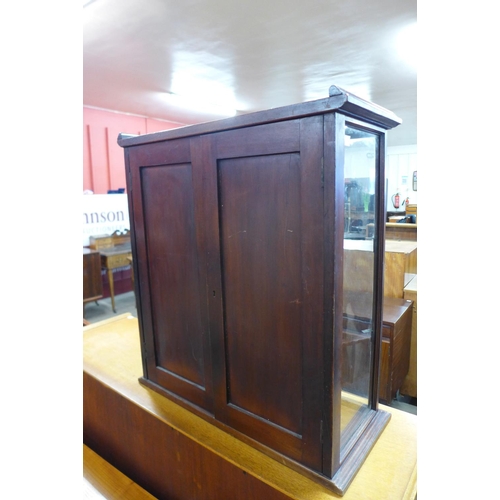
[200,117,326,471]
[127,137,215,414]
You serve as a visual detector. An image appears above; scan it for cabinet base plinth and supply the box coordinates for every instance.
[138,375,391,496]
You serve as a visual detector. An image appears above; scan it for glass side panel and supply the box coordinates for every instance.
[340,126,379,451]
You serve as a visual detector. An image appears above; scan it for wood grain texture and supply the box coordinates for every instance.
[211,116,325,469]
[385,223,417,241]
[343,240,417,298]
[83,249,103,304]
[127,137,215,413]
[341,297,413,404]
[401,275,417,398]
[120,104,403,491]
[84,315,417,500]
[141,163,206,386]
[124,117,328,473]
[84,444,156,499]
[218,153,304,434]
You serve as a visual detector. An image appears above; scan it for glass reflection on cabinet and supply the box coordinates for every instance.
[340,126,379,452]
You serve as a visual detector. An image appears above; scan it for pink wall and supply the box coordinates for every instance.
[83,107,185,193]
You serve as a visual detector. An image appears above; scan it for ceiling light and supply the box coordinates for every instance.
[397,23,417,69]
[167,49,246,118]
[163,91,238,117]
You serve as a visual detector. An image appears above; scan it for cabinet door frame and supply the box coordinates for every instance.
[126,137,215,414]
[198,117,327,472]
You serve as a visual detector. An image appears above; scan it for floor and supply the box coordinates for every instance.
[84,290,138,324]
[84,291,417,416]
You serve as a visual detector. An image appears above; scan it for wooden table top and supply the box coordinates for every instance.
[84,315,417,500]
[344,239,417,254]
[386,222,418,229]
[98,243,132,257]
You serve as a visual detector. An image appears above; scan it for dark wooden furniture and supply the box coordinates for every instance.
[83,248,103,313]
[380,298,413,403]
[118,85,401,495]
[401,275,417,398]
[83,315,417,500]
[89,230,132,313]
[342,296,413,404]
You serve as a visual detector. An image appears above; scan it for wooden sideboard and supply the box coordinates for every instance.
[344,239,417,299]
[386,222,417,241]
[99,244,132,313]
[342,240,415,404]
[89,230,132,313]
[83,248,103,310]
[380,298,413,403]
[401,275,417,398]
[343,295,413,404]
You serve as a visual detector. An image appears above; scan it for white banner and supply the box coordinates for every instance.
[83,194,130,246]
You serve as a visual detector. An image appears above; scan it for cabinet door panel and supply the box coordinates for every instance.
[207,117,325,470]
[141,164,205,384]
[128,140,213,413]
[219,153,303,434]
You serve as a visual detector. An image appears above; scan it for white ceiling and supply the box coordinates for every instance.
[83,0,417,147]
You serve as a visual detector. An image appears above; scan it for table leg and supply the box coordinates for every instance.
[107,267,116,313]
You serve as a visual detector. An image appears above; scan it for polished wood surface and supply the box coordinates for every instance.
[117,90,401,149]
[385,222,417,241]
[84,315,417,500]
[384,242,417,296]
[343,296,413,403]
[89,229,131,250]
[122,107,393,492]
[214,119,325,469]
[84,444,156,499]
[139,158,211,409]
[380,299,413,403]
[401,275,417,398]
[344,240,417,298]
[83,248,103,305]
[125,116,333,481]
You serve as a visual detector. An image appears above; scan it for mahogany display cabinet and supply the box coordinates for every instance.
[118,85,401,495]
